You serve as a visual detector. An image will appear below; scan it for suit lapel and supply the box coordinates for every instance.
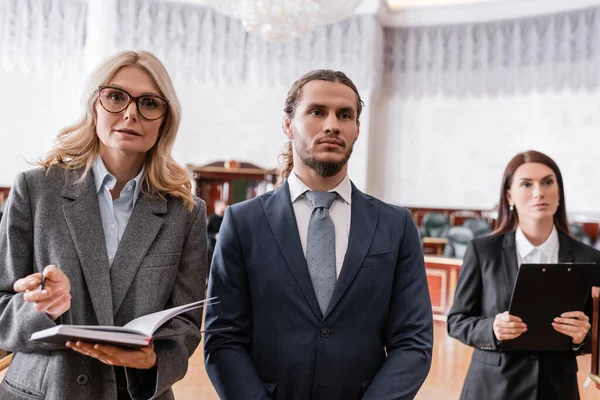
[61,168,114,326]
[262,182,323,320]
[558,232,573,262]
[501,232,519,308]
[110,193,166,315]
[324,185,378,319]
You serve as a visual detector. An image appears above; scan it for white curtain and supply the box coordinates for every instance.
[1,0,599,95]
[384,6,600,96]
[0,0,87,76]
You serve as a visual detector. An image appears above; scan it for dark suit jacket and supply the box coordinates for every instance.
[203,181,433,400]
[447,231,600,400]
[0,167,207,400]
[206,213,223,259]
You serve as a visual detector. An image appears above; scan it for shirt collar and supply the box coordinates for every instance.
[287,168,352,205]
[92,155,144,204]
[515,225,559,260]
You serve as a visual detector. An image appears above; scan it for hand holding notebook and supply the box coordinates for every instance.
[31,297,222,348]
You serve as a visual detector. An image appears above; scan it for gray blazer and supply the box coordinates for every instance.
[0,166,207,400]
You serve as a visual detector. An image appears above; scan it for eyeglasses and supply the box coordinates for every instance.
[97,86,169,121]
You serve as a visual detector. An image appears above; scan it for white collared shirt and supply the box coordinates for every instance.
[287,169,352,278]
[92,155,144,266]
[515,225,559,267]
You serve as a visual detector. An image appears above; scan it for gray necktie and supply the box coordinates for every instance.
[305,191,338,315]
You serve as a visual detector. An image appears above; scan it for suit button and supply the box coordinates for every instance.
[76,374,89,385]
[320,327,330,338]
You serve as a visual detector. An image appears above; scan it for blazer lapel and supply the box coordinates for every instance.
[324,184,378,319]
[61,168,114,326]
[110,193,166,315]
[558,231,574,262]
[501,232,519,309]
[262,182,323,320]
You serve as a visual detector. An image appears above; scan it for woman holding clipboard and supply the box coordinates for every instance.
[447,150,600,400]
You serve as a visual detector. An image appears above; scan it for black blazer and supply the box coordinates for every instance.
[447,231,600,400]
[203,181,433,400]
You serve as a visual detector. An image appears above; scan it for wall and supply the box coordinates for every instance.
[0,72,372,194]
[369,90,600,213]
[0,70,84,185]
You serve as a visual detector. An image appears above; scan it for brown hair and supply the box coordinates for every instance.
[279,69,364,183]
[493,150,570,236]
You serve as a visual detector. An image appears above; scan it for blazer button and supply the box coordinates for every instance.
[320,327,330,338]
[76,374,89,385]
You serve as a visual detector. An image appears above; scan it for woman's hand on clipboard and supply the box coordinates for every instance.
[493,311,528,341]
[552,311,591,345]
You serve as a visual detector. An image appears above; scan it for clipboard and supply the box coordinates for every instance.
[501,262,595,352]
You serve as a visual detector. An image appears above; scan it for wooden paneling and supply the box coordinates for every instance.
[423,237,447,255]
[425,256,462,320]
[584,223,600,242]
[426,273,444,310]
[188,161,278,214]
[0,187,9,207]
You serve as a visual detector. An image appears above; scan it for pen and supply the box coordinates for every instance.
[39,272,46,291]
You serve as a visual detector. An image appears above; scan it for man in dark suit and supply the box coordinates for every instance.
[203,70,433,400]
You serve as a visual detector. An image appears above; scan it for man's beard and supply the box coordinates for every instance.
[297,141,354,178]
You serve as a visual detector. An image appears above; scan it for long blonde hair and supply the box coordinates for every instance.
[39,50,194,209]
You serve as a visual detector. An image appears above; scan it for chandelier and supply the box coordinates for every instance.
[209,0,363,42]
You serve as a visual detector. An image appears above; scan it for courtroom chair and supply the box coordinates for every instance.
[463,218,492,238]
[569,223,593,245]
[443,227,474,259]
[419,212,450,239]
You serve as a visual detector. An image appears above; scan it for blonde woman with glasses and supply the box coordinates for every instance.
[0,51,207,400]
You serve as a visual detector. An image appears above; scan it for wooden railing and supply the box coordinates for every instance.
[591,286,600,389]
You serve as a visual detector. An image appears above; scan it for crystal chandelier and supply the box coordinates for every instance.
[209,0,363,42]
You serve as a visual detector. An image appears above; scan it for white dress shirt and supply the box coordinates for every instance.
[92,155,143,266]
[287,169,352,278]
[515,225,559,267]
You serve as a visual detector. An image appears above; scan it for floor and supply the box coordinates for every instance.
[1,321,596,399]
[171,321,596,399]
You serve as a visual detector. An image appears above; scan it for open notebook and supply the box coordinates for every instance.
[30,297,221,348]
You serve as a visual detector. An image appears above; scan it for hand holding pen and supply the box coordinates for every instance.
[13,265,72,320]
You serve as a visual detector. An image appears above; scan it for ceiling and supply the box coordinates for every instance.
[387,0,505,9]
